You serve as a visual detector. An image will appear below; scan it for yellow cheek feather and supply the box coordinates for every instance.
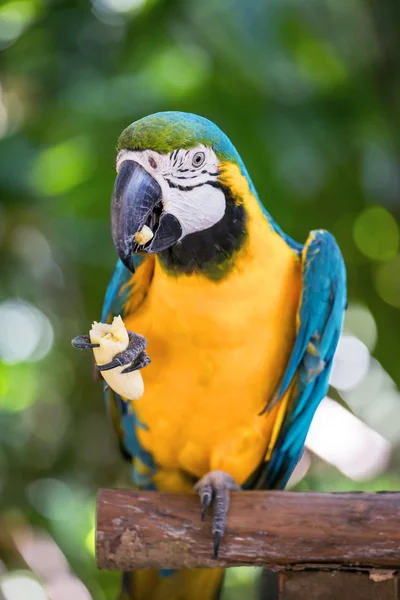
[122,161,302,489]
[218,160,250,204]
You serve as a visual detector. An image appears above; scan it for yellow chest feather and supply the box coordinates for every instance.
[124,203,302,488]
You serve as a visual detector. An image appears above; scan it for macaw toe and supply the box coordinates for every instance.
[194,470,240,558]
[71,334,99,349]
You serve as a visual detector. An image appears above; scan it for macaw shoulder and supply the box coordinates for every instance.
[303,228,342,260]
[300,228,346,314]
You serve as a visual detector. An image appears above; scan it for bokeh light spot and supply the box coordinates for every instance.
[330,334,370,391]
[287,450,311,489]
[145,45,210,98]
[0,362,39,412]
[45,574,93,600]
[12,226,52,278]
[353,205,399,261]
[374,255,400,308]
[0,300,53,364]
[222,566,260,599]
[94,0,146,13]
[344,303,378,351]
[30,138,93,197]
[84,526,95,556]
[295,37,348,89]
[0,572,49,600]
[27,479,76,521]
[306,397,391,481]
[0,1,37,48]
[342,358,400,444]
[16,531,69,580]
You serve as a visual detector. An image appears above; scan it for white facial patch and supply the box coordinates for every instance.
[164,185,225,237]
[116,145,225,240]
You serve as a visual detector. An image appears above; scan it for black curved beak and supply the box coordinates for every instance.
[111,160,182,271]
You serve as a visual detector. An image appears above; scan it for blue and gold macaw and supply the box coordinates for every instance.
[73,112,346,600]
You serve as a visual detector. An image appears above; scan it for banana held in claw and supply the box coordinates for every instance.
[89,316,144,401]
[134,224,154,246]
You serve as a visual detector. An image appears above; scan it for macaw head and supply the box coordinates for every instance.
[112,111,257,276]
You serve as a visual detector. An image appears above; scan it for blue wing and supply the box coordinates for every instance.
[101,256,145,322]
[101,256,156,488]
[255,229,347,490]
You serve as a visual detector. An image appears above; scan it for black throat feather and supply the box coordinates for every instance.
[158,184,247,280]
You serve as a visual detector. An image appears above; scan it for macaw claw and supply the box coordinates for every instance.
[121,353,151,373]
[95,359,120,371]
[194,470,240,559]
[71,335,100,349]
[96,331,150,374]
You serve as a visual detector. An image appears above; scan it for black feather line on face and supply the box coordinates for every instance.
[159,183,247,279]
[165,179,203,191]
[172,149,179,166]
[173,171,217,180]
[164,176,221,191]
[175,174,203,180]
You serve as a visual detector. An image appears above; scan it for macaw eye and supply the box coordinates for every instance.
[192,152,205,167]
[148,156,157,169]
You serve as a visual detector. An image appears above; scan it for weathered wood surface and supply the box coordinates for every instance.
[96,489,400,571]
[278,571,399,600]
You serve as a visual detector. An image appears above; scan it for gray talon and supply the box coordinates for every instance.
[194,470,240,558]
[96,359,121,371]
[213,532,221,559]
[199,482,213,521]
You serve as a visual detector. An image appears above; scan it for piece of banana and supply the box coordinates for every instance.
[134,224,154,246]
[89,316,144,401]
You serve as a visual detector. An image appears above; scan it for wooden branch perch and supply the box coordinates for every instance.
[96,489,400,572]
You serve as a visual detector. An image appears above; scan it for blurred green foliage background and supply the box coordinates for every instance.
[0,0,399,598]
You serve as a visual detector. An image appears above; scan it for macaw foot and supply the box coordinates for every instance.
[71,331,150,373]
[95,331,150,373]
[194,470,240,559]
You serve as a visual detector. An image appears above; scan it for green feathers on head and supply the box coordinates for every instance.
[117,111,240,163]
